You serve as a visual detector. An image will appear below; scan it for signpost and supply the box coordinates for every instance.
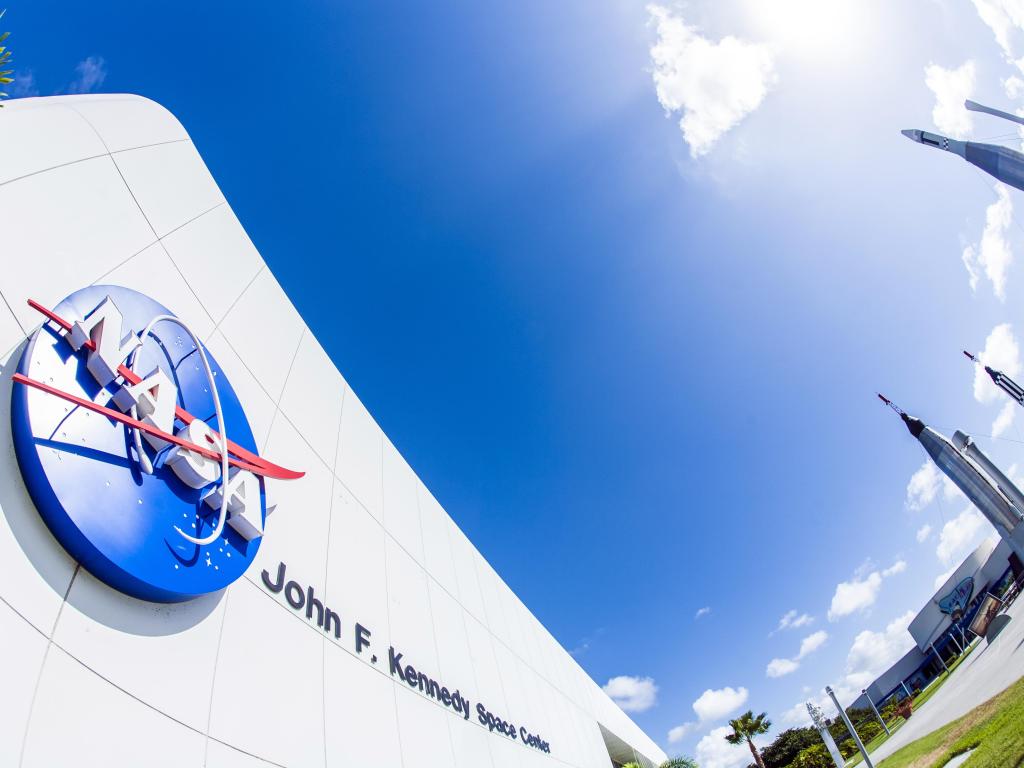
[970,594,1002,638]
[826,686,873,768]
[861,689,890,736]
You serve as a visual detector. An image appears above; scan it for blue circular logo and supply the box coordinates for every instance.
[10,286,298,602]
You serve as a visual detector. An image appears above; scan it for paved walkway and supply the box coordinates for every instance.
[869,597,1024,763]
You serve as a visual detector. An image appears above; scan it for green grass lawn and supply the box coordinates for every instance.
[845,645,976,768]
[877,673,1024,768]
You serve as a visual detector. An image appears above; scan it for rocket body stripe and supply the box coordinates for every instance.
[993,371,1024,404]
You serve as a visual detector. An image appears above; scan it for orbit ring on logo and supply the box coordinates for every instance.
[10,286,303,602]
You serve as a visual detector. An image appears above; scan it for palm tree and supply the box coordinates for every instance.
[0,9,11,106]
[724,710,772,768]
[660,758,699,768]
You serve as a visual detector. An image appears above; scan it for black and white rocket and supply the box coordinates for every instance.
[964,350,1024,406]
[902,100,1024,192]
[879,395,1024,561]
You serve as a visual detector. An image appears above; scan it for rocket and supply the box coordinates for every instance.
[878,395,1024,560]
[902,100,1024,192]
[963,350,1024,406]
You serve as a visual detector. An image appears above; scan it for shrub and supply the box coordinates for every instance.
[792,744,834,768]
[856,719,882,742]
[837,738,858,759]
[761,727,820,768]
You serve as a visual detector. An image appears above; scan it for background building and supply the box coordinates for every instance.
[0,94,667,768]
[852,537,1016,712]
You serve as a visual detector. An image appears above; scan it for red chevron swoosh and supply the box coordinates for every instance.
[24,298,304,481]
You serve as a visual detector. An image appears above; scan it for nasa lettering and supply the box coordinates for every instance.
[10,286,303,602]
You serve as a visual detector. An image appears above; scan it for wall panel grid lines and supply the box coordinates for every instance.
[0,94,666,767]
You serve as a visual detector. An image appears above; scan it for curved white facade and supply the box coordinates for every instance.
[0,94,667,768]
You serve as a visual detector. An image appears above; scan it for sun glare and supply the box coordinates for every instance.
[746,0,868,60]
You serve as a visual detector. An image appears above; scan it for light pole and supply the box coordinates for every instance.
[807,702,845,768]
[826,686,874,768]
[861,689,890,736]
[949,631,964,655]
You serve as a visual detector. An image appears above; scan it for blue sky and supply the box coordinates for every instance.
[10,0,1024,763]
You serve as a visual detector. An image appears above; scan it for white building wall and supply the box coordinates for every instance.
[0,94,667,768]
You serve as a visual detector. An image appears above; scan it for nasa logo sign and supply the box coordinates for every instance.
[938,576,974,621]
[10,286,303,602]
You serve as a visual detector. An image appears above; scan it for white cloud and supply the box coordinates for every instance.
[1006,74,1024,98]
[696,606,712,620]
[781,701,813,726]
[971,0,1024,69]
[647,4,777,157]
[766,630,828,678]
[916,524,933,543]
[789,610,916,719]
[67,56,107,94]
[696,725,771,768]
[9,70,38,98]
[798,630,829,658]
[945,475,967,503]
[936,508,989,564]
[925,61,976,138]
[882,560,908,578]
[692,686,749,722]
[781,612,914,726]
[766,657,799,678]
[790,613,813,629]
[773,609,813,634]
[963,244,982,293]
[1010,463,1024,488]
[828,571,882,620]
[906,461,942,511]
[828,560,906,621]
[993,401,1017,438]
[670,684,750,744]
[845,610,916,686]
[668,722,700,743]
[962,185,1014,301]
[603,675,658,713]
[934,565,958,590]
[974,324,1022,403]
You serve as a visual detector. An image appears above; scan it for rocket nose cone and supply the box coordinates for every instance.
[901,413,926,438]
[901,129,922,142]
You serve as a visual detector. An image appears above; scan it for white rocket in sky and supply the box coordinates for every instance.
[879,394,1024,561]
[903,100,1024,192]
